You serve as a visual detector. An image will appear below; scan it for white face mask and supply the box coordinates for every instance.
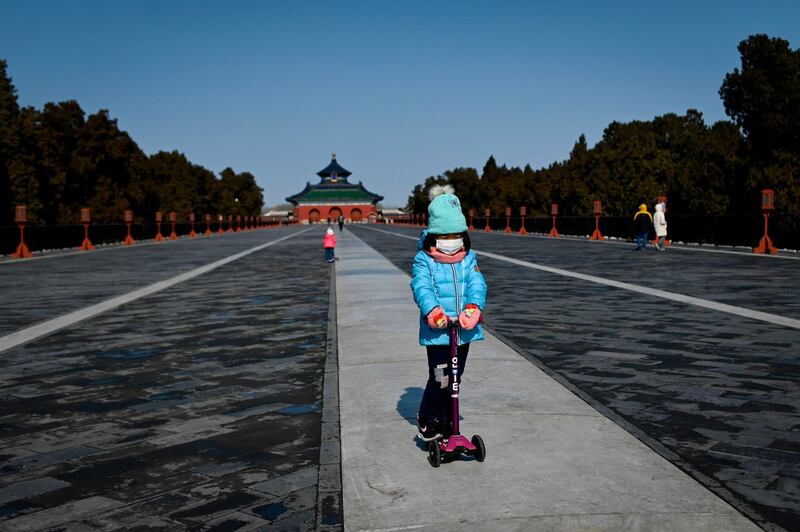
[436,238,464,255]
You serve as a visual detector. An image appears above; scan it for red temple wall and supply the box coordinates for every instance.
[294,204,377,223]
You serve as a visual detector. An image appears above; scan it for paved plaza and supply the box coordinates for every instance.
[0,225,798,530]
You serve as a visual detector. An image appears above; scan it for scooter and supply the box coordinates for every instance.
[428,318,486,467]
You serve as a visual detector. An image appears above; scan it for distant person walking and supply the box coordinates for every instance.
[337,214,344,232]
[323,227,336,263]
[653,203,667,251]
[633,204,653,251]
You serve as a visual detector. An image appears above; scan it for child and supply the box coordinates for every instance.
[410,185,487,442]
[323,227,336,263]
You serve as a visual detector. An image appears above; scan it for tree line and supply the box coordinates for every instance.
[407,34,800,219]
[0,60,264,226]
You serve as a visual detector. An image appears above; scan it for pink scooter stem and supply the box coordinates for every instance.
[449,321,461,436]
[441,319,476,454]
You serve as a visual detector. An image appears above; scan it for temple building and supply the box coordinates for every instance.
[286,154,383,223]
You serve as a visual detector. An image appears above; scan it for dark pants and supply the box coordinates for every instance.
[324,248,335,262]
[338,222,343,232]
[418,343,469,426]
[635,231,648,250]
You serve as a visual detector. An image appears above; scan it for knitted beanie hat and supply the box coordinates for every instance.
[427,185,467,235]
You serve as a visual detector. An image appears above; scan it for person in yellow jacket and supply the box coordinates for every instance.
[633,204,653,251]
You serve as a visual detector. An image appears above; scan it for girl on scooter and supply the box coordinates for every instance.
[411,185,487,442]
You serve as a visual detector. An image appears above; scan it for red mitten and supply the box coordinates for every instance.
[458,304,482,330]
[426,306,448,329]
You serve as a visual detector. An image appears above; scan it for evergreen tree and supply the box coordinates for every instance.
[217,167,264,217]
[0,60,19,224]
[37,101,91,223]
[0,58,265,227]
[720,34,800,215]
[83,110,148,223]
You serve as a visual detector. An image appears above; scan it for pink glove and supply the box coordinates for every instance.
[426,307,448,329]
[458,304,482,330]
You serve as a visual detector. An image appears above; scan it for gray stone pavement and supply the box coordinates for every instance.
[336,228,760,532]
[2,222,796,530]
[0,228,305,337]
[349,224,800,532]
[0,227,341,530]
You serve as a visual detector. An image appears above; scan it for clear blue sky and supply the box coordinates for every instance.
[2,1,799,207]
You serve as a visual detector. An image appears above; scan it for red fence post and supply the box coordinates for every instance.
[123,209,135,245]
[484,208,491,232]
[169,211,178,240]
[78,208,95,250]
[154,211,164,241]
[189,213,197,238]
[12,205,32,258]
[216,214,224,234]
[753,189,778,254]
[204,214,212,236]
[227,214,234,233]
[591,200,603,240]
[518,206,528,235]
[468,209,475,232]
[504,207,512,233]
[236,215,241,232]
[549,203,560,237]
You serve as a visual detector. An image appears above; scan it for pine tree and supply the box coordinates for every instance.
[0,59,20,225]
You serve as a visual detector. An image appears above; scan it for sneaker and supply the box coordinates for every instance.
[417,423,442,442]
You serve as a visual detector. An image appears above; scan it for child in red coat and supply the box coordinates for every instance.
[323,228,336,263]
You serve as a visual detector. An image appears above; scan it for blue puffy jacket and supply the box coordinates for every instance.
[410,236,487,346]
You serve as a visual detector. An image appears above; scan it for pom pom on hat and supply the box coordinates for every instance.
[428,184,455,201]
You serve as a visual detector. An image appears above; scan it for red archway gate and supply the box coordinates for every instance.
[350,208,363,222]
[308,209,321,223]
[328,207,343,220]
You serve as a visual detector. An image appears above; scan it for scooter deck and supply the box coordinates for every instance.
[439,434,476,453]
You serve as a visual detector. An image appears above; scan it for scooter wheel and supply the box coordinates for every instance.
[471,435,486,462]
[428,440,441,468]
